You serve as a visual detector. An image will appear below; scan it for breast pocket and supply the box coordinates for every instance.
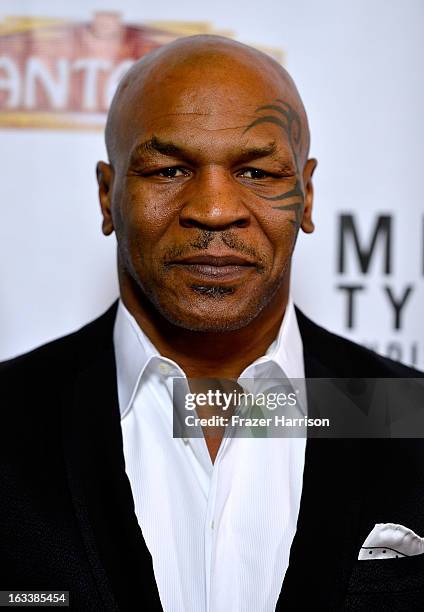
[342,554,424,612]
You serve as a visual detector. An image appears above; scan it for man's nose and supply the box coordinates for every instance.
[179,168,251,230]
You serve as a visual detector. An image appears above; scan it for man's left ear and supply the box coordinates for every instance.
[301,158,317,234]
[96,161,114,236]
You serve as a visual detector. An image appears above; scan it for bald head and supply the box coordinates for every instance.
[105,35,310,168]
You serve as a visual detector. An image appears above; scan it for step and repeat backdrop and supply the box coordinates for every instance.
[0,0,423,368]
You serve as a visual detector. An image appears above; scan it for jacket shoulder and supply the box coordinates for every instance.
[295,307,423,377]
[0,302,118,454]
[0,301,118,385]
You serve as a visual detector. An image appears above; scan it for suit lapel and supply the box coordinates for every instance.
[277,337,366,609]
[61,308,162,611]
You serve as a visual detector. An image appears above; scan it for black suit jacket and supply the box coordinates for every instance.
[1,302,424,611]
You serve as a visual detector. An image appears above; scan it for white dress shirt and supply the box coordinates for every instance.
[113,298,306,612]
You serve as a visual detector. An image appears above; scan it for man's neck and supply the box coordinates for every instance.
[119,276,289,379]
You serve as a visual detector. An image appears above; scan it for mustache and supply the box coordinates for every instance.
[162,230,266,272]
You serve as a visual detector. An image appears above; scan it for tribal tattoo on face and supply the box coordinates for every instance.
[243,99,305,230]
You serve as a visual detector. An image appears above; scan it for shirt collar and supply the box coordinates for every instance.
[240,296,305,381]
[113,300,158,418]
[113,296,304,418]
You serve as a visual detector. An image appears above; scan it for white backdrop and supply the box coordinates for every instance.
[0,0,423,369]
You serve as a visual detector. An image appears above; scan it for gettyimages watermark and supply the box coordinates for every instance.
[172,378,424,438]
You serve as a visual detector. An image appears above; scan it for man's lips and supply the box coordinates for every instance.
[170,254,255,266]
[166,254,257,281]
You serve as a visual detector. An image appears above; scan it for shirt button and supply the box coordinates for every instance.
[159,363,171,375]
[210,520,215,530]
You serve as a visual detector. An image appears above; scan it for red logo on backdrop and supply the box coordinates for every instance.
[0,12,283,130]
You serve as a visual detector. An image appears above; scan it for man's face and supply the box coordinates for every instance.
[99,61,315,331]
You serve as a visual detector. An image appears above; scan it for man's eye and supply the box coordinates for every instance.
[237,168,270,179]
[157,167,189,178]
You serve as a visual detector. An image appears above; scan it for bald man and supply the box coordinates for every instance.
[1,36,423,612]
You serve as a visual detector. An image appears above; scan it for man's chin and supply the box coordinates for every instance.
[138,277,281,332]
[157,296,264,333]
[166,313,256,333]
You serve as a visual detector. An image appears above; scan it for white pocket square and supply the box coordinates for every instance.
[358,522,424,560]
